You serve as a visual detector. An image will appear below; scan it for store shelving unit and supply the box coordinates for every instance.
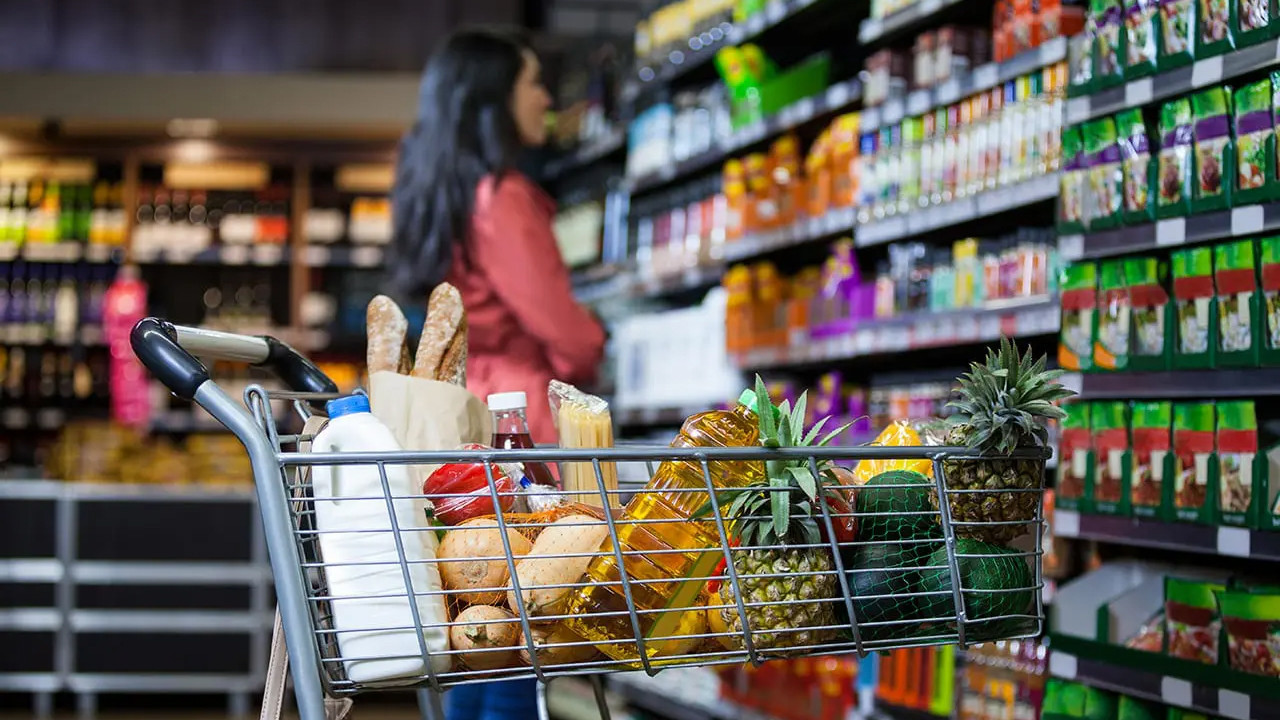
[1062,368,1280,399]
[857,0,963,43]
[1060,201,1280,262]
[1053,510,1280,561]
[856,174,1060,248]
[0,480,269,718]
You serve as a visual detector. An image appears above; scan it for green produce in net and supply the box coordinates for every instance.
[915,538,1035,641]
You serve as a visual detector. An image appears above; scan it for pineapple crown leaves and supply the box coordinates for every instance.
[946,337,1076,454]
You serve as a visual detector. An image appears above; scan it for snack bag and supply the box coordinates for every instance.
[1058,402,1093,511]
[1124,0,1160,77]
[1126,256,1173,370]
[1130,401,1172,518]
[1118,109,1156,223]
[1214,239,1261,366]
[1235,0,1276,46]
[1172,247,1217,369]
[1060,262,1099,371]
[1069,21,1097,94]
[1094,260,1130,370]
[1216,401,1259,526]
[1165,577,1226,664]
[851,421,934,483]
[1060,126,1088,232]
[1235,78,1277,205]
[1092,0,1126,88]
[1198,0,1235,55]
[1091,401,1131,515]
[1158,98,1195,218]
[1173,402,1215,523]
[1084,117,1124,229]
[1216,587,1280,677]
[1191,86,1235,213]
[1260,236,1280,364]
[1158,0,1197,70]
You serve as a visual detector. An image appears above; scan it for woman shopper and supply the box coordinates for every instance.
[388,27,605,719]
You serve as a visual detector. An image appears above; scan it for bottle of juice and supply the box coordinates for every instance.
[561,390,765,659]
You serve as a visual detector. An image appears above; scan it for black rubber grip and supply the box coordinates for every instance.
[257,336,339,399]
[131,318,210,401]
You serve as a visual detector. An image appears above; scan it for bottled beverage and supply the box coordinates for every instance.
[562,390,765,660]
[488,391,557,488]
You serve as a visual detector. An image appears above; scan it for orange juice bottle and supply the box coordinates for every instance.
[744,152,776,230]
[806,127,832,218]
[723,264,754,354]
[830,113,861,207]
[771,134,804,227]
[723,159,748,241]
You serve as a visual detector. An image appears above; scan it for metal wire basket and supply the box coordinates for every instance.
[130,318,1048,720]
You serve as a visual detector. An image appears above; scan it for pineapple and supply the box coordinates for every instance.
[709,377,850,655]
[938,338,1075,544]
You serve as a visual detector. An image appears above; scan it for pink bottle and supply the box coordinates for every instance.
[103,265,150,429]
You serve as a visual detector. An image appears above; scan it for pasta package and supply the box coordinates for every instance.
[549,380,620,508]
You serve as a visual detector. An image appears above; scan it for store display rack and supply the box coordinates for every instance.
[1048,636,1280,720]
[1053,509,1280,562]
[1,408,70,432]
[860,36,1068,135]
[131,244,291,267]
[724,205,857,263]
[1066,36,1280,126]
[858,0,964,44]
[1062,368,1280,400]
[0,242,121,265]
[0,479,270,719]
[856,174,1060,248]
[1060,202,1280,262]
[737,295,1060,371]
[544,128,628,181]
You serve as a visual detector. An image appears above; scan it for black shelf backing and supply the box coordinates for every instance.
[1070,368,1280,399]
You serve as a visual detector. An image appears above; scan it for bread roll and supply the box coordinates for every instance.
[366,295,409,375]
[413,283,464,379]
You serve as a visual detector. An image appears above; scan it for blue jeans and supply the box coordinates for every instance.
[446,679,538,720]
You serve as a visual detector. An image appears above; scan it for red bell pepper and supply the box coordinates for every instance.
[422,460,518,526]
[820,490,858,545]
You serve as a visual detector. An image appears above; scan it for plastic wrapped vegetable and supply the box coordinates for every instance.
[851,421,934,483]
[423,445,521,525]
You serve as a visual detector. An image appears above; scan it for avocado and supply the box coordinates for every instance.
[838,539,939,640]
[914,538,1035,640]
[856,470,935,542]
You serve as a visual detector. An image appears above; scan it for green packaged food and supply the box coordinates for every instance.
[1061,262,1099,371]
[1119,109,1157,222]
[1131,401,1173,519]
[1085,117,1124,228]
[1126,256,1173,369]
[1093,0,1127,87]
[1236,0,1277,46]
[1118,696,1163,720]
[1059,403,1094,511]
[1173,403,1216,524]
[1214,239,1261,365]
[1234,79,1276,204]
[1091,401,1132,515]
[1061,126,1088,232]
[1165,577,1227,663]
[1125,0,1161,76]
[1095,260,1130,370]
[1171,246,1217,368]
[1199,0,1237,55]
[1070,25,1098,96]
[1217,400,1261,526]
[1261,236,1280,364]
[1216,587,1280,678]
[1158,98,1195,217]
[1192,86,1236,212]
[1159,0,1197,70]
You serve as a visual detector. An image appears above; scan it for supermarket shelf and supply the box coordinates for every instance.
[68,609,273,633]
[545,128,628,180]
[133,244,290,267]
[858,0,962,43]
[1049,638,1280,720]
[627,78,862,196]
[0,607,61,631]
[723,205,856,263]
[1054,510,1280,562]
[0,241,123,264]
[629,264,725,298]
[65,673,262,693]
[1059,202,1280,262]
[736,295,1060,370]
[615,405,707,429]
[0,478,256,502]
[610,677,765,720]
[1066,37,1280,126]
[862,37,1068,134]
[0,674,61,693]
[302,243,385,268]
[1,407,69,431]
[71,560,271,585]
[856,174,1058,248]
[0,558,63,583]
[1064,368,1280,399]
[877,701,949,720]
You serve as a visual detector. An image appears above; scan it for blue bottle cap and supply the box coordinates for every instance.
[326,394,371,419]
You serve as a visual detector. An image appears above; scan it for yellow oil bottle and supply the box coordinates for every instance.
[562,390,765,660]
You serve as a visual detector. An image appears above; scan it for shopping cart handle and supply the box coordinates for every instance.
[131,318,338,400]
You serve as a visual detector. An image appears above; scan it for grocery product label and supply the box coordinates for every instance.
[1158,99,1195,212]
[1095,260,1131,369]
[1132,401,1173,515]
[1215,240,1258,354]
[1234,80,1274,195]
[1119,109,1154,216]
[1216,589,1280,678]
[1217,400,1258,525]
[1059,402,1093,504]
[1174,402,1215,521]
[1125,0,1160,72]
[1060,262,1099,371]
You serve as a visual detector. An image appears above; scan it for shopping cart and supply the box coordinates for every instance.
[131,317,1050,720]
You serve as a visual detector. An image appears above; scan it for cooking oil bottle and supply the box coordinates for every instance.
[562,390,765,660]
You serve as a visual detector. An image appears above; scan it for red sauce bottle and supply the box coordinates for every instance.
[488,391,557,488]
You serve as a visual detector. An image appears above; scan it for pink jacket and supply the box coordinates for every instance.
[447,173,606,444]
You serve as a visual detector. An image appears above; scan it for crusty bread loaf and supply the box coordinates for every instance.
[437,315,468,386]
[412,283,465,380]
[366,295,410,375]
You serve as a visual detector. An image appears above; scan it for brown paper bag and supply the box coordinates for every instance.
[367,370,491,486]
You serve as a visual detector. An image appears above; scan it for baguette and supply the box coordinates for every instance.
[437,315,468,386]
[412,283,465,379]
[366,295,410,375]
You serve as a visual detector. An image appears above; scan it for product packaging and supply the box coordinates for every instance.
[1164,576,1226,664]
[1042,679,1119,720]
[1125,0,1161,76]
[1118,696,1164,720]
[1216,586,1280,677]
[1214,239,1262,366]
[1158,98,1196,218]
[1061,126,1088,232]
[550,381,619,508]
[1127,256,1173,370]
[1158,0,1198,69]
[1217,400,1263,526]
[1234,78,1277,204]
[1131,401,1173,519]
[1069,25,1097,95]
[723,159,748,241]
[771,135,805,227]
[1192,86,1236,213]
[1095,260,1131,370]
[1260,236,1280,364]
[1118,110,1157,223]
[1059,402,1094,511]
[1199,0,1236,55]
[1091,401,1132,516]
[1173,402,1216,524]
[857,130,879,223]
[1093,0,1127,87]
[806,127,833,218]
[1085,117,1124,228]
[1171,246,1218,368]
[1236,0,1277,45]
[1061,262,1099,371]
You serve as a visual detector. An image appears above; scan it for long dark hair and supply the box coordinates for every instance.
[389,28,531,296]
